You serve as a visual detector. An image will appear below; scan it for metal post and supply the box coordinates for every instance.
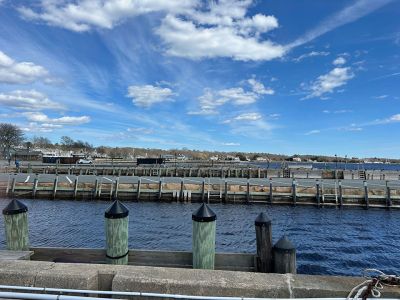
[104,200,129,265]
[192,203,216,270]
[2,199,30,250]
[273,235,296,274]
[255,213,272,273]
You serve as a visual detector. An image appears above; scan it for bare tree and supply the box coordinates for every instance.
[32,136,52,148]
[0,123,24,162]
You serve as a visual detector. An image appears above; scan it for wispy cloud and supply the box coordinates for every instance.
[305,129,320,135]
[373,95,389,100]
[287,0,393,49]
[293,51,330,62]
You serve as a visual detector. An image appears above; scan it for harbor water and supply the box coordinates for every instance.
[0,198,399,276]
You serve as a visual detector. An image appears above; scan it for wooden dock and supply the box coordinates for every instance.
[1,174,399,209]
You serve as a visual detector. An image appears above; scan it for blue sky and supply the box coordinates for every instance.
[0,0,399,158]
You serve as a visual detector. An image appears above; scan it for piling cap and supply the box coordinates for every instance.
[105,200,129,219]
[2,199,28,215]
[192,203,216,222]
[274,235,295,252]
[255,212,271,226]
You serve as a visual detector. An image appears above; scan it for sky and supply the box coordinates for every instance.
[0,0,399,158]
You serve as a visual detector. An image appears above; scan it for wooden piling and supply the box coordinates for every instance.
[201,179,206,202]
[114,177,120,199]
[273,235,296,274]
[192,203,216,270]
[10,177,16,197]
[255,212,272,273]
[52,176,58,199]
[136,178,141,201]
[158,178,163,200]
[32,177,38,198]
[94,179,99,198]
[105,200,129,265]
[224,180,228,203]
[316,181,320,207]
[386,181,392,208]
[292,179,297,205]
[73,177,79,199]
[246,180,250,203]
[2,199,30,251]
[338,180,343,207]
[269,179,273,204]
[364,181,369,209]
[180,178,184,202]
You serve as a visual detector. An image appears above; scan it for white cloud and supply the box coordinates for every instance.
[18,0,195,32]
[126,84,175,107]
[189,79,273,115]
[323,109,352,114]
[287,0,393,49]
[374,95,388,100]
[157,12,285,61]
[305,130,321,135]
[23,112,90,125]
[222,142,240,146]
[333,57,346,65]
[0,90,64,110]
[293,51,330,62]
[304,67,354,99]
[21,122,63,133]
[247,78,274,95]
[234,112,262,121]
[0,51,50,84]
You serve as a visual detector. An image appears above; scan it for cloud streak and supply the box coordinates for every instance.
[287,0,393,49]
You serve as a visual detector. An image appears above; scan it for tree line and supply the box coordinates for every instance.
[0,122,398,162]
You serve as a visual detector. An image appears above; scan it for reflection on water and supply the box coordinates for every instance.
[0,198,398,276]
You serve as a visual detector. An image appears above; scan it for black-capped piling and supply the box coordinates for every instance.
[255,212,272,273]
[2,199,30,251]
[104,200,129,265]
[273,235,296,274]
[192,203,216,269]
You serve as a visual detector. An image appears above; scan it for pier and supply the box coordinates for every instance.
[1,173,399,209]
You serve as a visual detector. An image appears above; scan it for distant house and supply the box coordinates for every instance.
[13,150,42,161]
[292,157,302,162]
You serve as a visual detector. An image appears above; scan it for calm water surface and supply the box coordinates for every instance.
[0,198,399,276]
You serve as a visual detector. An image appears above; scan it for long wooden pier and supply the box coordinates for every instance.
[1,174,399,209]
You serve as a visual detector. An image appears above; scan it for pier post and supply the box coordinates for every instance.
[338,180,343,208]
[292,179,297,205]
[364,181,369,209]
[73,177,79,199]
[32,177,38,198]
[192,203,216,269]
[52,176,58,199]
[10,177,16,197]
[158,178,163,200]
[2,199,29,251]
[201,178,206,202]
[246,180,250,203]
[316,181,320,207]
[94,179,99,198]
[255,213,272,273]
[180,178,184,202]
[269,178,273,204]
[273,235,296,274]
[224,180,228,203]
[114,177,120,199]
[136,177,141,201]
[27,163,32,174]
[386,181,391,208]
[104,200,129,265]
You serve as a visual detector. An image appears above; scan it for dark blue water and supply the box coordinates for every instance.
[251,162,400,171]
[0,198,399,276]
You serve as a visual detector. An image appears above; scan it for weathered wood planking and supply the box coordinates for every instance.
[30,247,255,271]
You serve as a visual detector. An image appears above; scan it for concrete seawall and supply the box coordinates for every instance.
[1,260,400,298]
